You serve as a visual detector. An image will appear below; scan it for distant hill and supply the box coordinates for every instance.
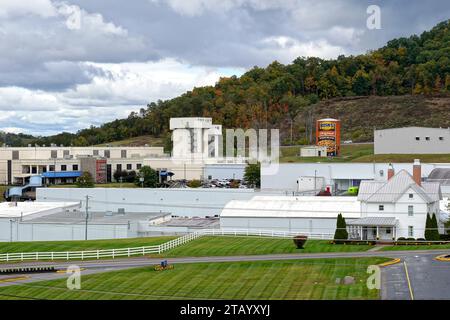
[7,19,450,148]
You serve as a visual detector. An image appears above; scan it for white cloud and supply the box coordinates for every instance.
[0,59,244,135]
[259,36,346,62]
[0,0,57,18]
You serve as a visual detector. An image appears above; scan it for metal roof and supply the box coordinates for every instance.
[42,171,82,178]
[221,196,361,218]
[357,170,441,203]
[428,168,450,185]
[347,217,397,227]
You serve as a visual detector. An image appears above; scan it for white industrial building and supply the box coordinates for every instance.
[222,160,449,240]
[300,146,327,158]
[374,127,450,154]
[261,162,450,195]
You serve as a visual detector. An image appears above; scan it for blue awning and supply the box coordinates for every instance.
[42,171,82,179]
[160,171,174,177]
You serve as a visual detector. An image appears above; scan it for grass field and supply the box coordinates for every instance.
[159,236,372,257]
[0,258,388,300]
[0,237,175,254]
[280,143,450,163]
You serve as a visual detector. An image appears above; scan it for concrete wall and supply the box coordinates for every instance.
[0,220,130,242]
[374,127,450,154]
[37,188,261,217]
[204,164,246,180]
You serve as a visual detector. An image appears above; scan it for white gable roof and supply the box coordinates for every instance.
[358,170,441,204]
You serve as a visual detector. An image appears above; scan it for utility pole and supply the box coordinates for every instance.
[85,195,90,241]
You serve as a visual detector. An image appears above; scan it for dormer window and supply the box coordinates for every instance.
[425,136,430,141]
[379,205,384,211]
[415,137,420,141]
[409,193,413,199]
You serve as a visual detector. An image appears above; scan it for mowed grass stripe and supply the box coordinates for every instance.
[163,236,372,258]
[0,258,387,300]
[0,236,175,254]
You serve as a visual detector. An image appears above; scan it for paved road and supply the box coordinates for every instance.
[1,249,449,299]
[381,252,450,300]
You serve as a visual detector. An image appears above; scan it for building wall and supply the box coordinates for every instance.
[204,164,246,180]
[0,220,130,242]
[374,127,450,154]
[0,146,165,185]
[37,188,261,217]
[220,216,357,235]
[261,162,450,192]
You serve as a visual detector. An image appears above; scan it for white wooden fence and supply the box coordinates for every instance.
[0,229,333,262]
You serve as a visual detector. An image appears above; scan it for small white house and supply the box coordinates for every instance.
[300,146,327,157]
[353,160,443,240]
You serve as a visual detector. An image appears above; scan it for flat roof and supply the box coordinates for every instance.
[0,202,80,219]
[24,211,166,225]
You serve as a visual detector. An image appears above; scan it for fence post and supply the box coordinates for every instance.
[128,248,130,257]
[112,249,115,259]
[21,253,24,261]
[51,252,54,261]
[66,252,69,260]
[36,252,38,260]
[6,253,8,262]
[81,251,84,260]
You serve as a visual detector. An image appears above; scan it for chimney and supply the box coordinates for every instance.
[387,163,395,180]
[413,159,421,186]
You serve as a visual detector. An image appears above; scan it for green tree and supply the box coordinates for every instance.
[187,180,202,188]
[135,166,158,188]
[334,213,349,241]
[76,172,95,188]
[430,213,440,240]
[244,162,261,188]
[425,214,432,240]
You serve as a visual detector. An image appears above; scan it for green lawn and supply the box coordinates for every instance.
[280,143,450,163]
[0,237,175,254]
[0,258,388,300]
[381,243,450,251]
[280,144,374,163]
[158,236,372,258]
[95,135,164,147]
[0,185,7,201]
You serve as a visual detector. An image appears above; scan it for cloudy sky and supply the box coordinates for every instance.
[0,0,449,136]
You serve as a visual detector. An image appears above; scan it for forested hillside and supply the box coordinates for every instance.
[4,20,450,147]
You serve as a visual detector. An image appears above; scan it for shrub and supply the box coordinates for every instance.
[397,237,406,241]
[407,238,416,241]
[293,235,308,249]
[333,213,348,241]
[76,172,94,188]
[187,180,202,188]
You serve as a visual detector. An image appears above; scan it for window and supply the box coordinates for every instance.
[93,150,99,156]
[386,228,391,234]
[104,150,110,158]
[136,164,142,170]
[126,164,132,170]
[49,165,55,172]
[379,170,384,177]
[408,226,414,237]
[121,150,127,158]
[63,150,69,157]
[439,136,444,141]
[409,193,413,199]
[408,205,414,216]
[425,136,430,141]
[51,150,58,158]
[61,165,67,171]
[116,164,122,172]
[415,137,420,141]
[73,164,79,171]
[379,205,384,211]
[12,150,19,160]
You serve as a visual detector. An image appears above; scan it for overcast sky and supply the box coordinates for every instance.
[0,0,449,136]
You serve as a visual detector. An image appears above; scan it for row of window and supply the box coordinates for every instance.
[11,149,129,160]
[378,204,415,216]
[415,136,444,141]
[116,163,142,171]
